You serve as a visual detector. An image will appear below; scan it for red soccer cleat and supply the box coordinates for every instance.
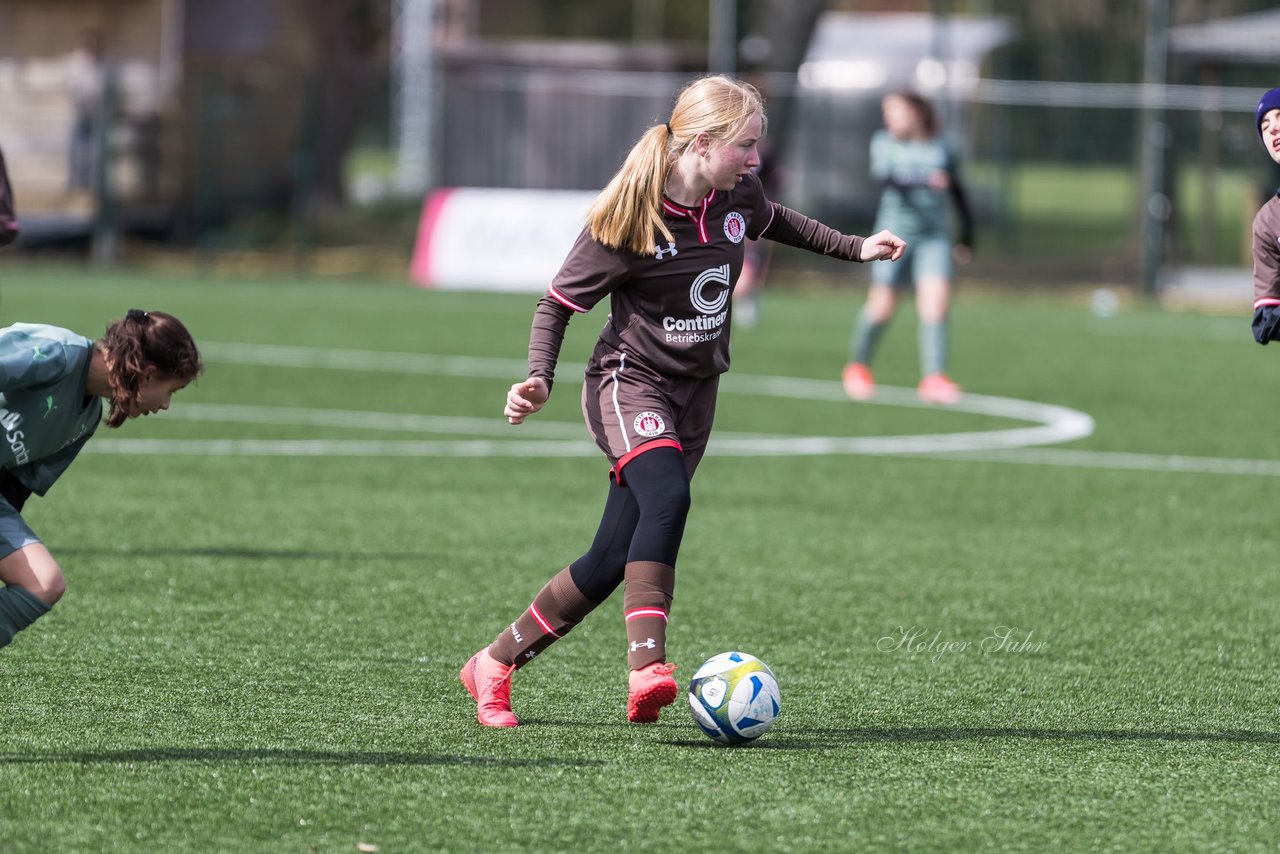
[627,661,678,724]
[460,648,519,728]
[842,363,875,401]
[917,373,962,405]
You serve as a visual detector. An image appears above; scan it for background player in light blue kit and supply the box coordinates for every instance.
[843,90,974,405]
[0,310,203,650]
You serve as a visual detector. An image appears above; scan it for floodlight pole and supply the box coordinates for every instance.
[1139,0,1170,299]
[709,0,737,74]
[393,0,439,196]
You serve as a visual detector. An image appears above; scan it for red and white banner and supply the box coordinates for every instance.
[410,187,597,292]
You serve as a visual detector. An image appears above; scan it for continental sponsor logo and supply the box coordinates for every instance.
[662,310,727,333]
[663,264,731,344]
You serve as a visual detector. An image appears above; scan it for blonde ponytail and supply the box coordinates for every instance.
[586,124,675,255]
[586,75,765,256]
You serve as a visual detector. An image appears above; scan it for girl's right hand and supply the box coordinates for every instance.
[504,377,550,424]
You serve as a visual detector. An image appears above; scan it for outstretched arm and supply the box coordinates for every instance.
[761,205,905,263]
[759,205,870,261]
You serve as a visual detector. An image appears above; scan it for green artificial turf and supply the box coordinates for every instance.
[0,267,1276,852]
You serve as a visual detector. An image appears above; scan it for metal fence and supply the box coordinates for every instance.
[425,66,1274,288]
[6,57,1275,291]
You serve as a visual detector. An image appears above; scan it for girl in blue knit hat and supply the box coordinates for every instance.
[1251,87,1280,343]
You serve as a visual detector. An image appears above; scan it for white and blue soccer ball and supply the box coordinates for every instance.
[687,651,780,745]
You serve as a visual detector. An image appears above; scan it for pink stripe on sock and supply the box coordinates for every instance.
[528,603,562,638]
[625,607,668,623]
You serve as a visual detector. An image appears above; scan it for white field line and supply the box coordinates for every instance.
[198,342,529,378]
[87,434,1280,478]
[82,342,1280,475]
[89,438,599,458]
[935,448,1280,477]
[163,403,590,440]
[718,376,1095,452]
[194,341,1096,451]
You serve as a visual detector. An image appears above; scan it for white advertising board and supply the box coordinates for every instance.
[410,187,597,292]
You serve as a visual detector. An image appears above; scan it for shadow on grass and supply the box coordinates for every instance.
[0,747,605,767]
[54,546,436,563]
[665,726,1280,749]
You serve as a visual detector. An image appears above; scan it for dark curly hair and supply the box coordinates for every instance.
[99,309,203,427]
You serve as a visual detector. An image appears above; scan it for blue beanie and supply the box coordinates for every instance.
[1257,87,1280,143]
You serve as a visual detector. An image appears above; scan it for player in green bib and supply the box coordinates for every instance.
[0,310,202,650]
[843,90,974,405]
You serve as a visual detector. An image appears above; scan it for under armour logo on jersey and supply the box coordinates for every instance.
[654,242,678,259]
[630,639,657,652]
[523,650,538,660]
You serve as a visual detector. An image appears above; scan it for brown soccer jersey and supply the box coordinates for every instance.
[527,172,866,385]
[525,172,869,474]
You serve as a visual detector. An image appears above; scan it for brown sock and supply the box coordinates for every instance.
[488,568,596,668]
[623,560,675,670]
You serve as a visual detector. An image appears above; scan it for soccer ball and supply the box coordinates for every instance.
[687,651,780,745]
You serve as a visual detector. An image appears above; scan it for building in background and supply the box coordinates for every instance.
[0,0,316,241]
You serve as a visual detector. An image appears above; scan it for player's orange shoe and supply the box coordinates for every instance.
[842,363,875,401]
[918,373,962,405]
[627,661,678,723]
[460,648,519,728]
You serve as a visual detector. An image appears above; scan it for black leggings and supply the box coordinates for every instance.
[568,446,691,603]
